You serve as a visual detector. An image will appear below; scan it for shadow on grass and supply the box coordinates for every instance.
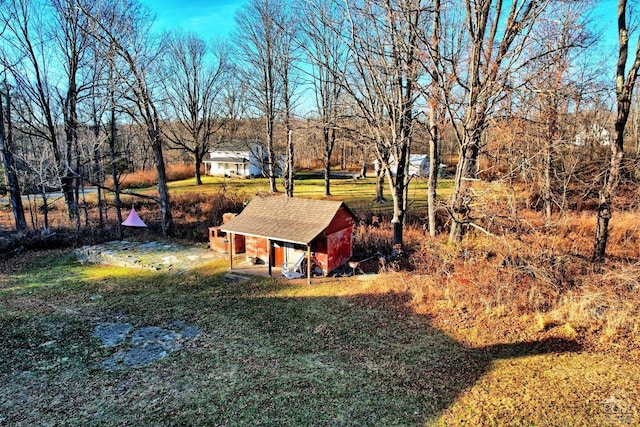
[186,290,582,426]
[0,264,582,426]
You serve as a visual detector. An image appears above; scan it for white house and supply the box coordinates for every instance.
[203,142,283,178]
[574,123,612,147]
[374,154,446,178]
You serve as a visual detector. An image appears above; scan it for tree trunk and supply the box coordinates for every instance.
[593,0,640,262]
[594,123,625,261]
[427,108,439,237]
[266,118,278,193]
[323,127,333,197]
[41,190,50,230]
[93,142,104,229]
[543,96,559,222]
[374,165,386,203]
[448,148,470,243]
[461,137,480,179]
[341,141,347,170]
[324,162,331,197]
[388,154,408,250]
[285,129,294,197]
[109,101,123,239]
[0,83,27,231]
[150,127,173,237]
[449,117,483,242]
[543,134,553,221]
[427,0,441,238]
[194,153,203,185]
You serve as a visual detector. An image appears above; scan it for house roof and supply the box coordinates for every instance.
[210,140,263,153]
[220,196,355,245]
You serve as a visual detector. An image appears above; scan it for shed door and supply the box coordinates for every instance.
[274,246,285,267]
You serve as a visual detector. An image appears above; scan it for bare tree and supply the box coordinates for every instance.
[51,0,94,228]
[594,0,640,261]
[441,0,550,242]
[0,0,74,218]
[421,0,444,237]
[298,0,347,197]
[340,0,424,250]
[79,0,174,236]
[275,7,299,198]
[234,0,288,194]
[0,79,28,231]
[515,1,597,222]
[161,33,230,185]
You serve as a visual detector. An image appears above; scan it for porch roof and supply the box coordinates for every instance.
[205,156,249,164]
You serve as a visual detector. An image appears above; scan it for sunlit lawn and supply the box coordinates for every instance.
[1,252,638,425]
[167,171,456,215]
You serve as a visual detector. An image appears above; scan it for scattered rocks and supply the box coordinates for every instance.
[93,321,200,369]
[123,343,170,367]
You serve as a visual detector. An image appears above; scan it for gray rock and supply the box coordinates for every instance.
[93,323,132,347]
[124,343,170,367]
[95,321,200,369]
[131,326,179,349]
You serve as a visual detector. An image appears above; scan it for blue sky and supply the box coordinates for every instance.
[139,0,249,40]
[141,0,621,46]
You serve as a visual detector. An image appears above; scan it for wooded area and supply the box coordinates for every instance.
[1,0,640,262]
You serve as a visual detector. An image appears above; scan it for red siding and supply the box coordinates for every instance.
[314,237,329,273]
[245,236,269,263]
[209,227,245,254]
[323,207,355,235]
[324,226,353,274]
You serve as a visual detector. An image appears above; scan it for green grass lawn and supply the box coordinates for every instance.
[167,172,456,218]
[1,251,638,425]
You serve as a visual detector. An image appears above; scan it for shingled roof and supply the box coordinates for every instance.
[220,196,354,245]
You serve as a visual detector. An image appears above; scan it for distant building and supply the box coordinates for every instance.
[374,154,446,178]
[203,141,283,178]
[574,123,612,146]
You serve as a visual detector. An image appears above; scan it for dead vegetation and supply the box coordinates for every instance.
[104,163,197,190]
[349,196,640,354]
[2,175,640,354]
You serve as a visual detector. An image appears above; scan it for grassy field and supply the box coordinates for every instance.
[1,251,639,426]
[164,173,455,213]
[2,169,640,424]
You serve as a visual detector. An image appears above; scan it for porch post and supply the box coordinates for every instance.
[229,233,233,270]
[307,244,312,285]
[268,239,273,277]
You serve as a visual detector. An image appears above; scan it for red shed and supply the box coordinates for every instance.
[219,196,356,283]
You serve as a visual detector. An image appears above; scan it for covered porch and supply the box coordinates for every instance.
[219,196,355,285]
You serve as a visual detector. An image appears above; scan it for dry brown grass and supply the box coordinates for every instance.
[105,163,197,190]
[350,209,640,352]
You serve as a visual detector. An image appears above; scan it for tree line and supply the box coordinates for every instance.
[1,0,639,262]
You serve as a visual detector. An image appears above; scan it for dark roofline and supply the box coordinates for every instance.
[220,196,356,245]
